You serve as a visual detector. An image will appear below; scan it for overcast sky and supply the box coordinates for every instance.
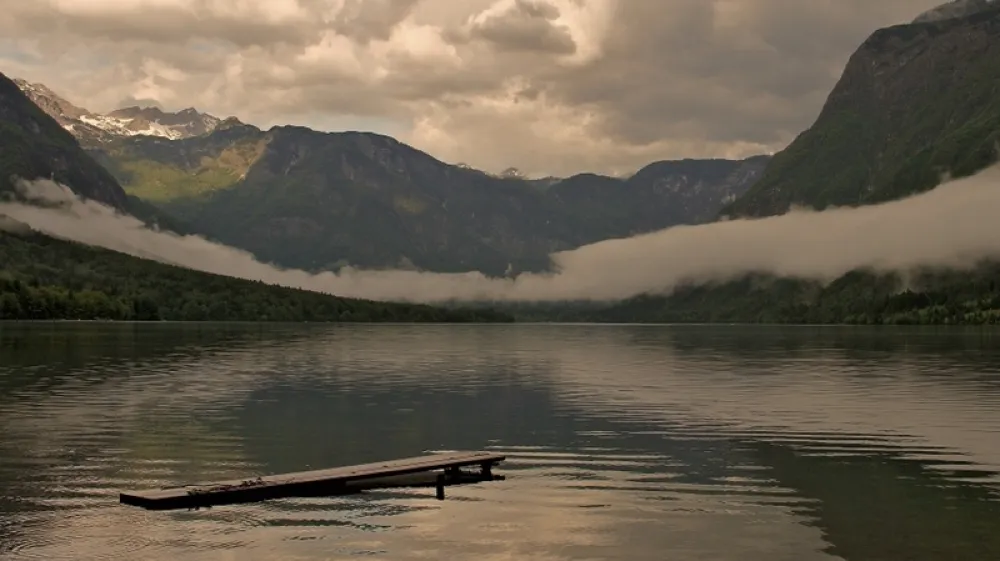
[0,0,945,176]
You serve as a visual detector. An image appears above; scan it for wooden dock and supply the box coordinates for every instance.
[120,451,505,511]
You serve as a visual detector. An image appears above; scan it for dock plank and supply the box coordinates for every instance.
[120,451,505,510]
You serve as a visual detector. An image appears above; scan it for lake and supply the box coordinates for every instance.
[1,322,999,561]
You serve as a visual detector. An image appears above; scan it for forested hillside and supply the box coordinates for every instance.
[0,231,511,322]
[520,266,1000,325]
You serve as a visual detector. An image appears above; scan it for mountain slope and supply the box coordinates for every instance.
[722,6,1000,218]
[570,8,1000,325]
[174,126,578,276]
[90,120,767,275]
[0,73,127,208]
[545,157,768,242]
[87,119,265,208]
[16,80,768,276]
[913,0,998,23]
[0,70,510,322]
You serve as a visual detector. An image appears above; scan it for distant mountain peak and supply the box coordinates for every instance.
[498,167,527,180]
[216,116,249,130]
[12,79,226,146]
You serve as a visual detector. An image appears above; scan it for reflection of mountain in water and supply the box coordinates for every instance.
[754,441,1000,560]
[0,322,308,398]
[1,324,999,560]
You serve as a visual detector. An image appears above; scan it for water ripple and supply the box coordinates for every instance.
[1,323,999,560]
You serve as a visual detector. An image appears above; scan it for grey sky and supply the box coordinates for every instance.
[0,0,945,176]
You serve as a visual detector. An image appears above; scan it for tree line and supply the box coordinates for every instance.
[0,232,513,323]
[505,266,1000,325]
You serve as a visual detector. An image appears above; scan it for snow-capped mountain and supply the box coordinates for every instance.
[913,0,998,23]
[14,78,227,146]
[107,106,221,138]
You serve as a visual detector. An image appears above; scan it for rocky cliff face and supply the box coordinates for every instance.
[722,5,1000,218]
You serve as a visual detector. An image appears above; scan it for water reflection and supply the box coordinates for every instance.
[0,323,998,560]
[755,441,1000,560]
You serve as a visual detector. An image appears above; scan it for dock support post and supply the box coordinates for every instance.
[436,473,445,500]
[481,462,493,478]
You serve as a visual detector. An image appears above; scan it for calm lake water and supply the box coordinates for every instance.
[1,322,999,561]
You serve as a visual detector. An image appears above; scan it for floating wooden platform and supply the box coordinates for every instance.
[120,451,506,511]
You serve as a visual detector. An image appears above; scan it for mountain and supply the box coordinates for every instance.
[108,106,221,138]
[99,124,590,276]
[913,0,998,23]
[552,157,771,235]
[0,70,511,323]
[722,4,1000,218]
[13,78,228,147]
[11,79,88,121]
[573,7,1000,325]
[89,120,768,276]
[14,81,769,276]
[2,74,191,230]
[1,74,127,208]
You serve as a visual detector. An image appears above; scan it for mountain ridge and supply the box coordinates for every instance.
[7,74,771,276]
[0,71,513,322]
[88,119,768,275]
[582,7,1000,324]
[13,78,236,147]
[913,0,998,23]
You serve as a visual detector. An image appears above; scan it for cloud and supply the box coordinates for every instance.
[0,1,948,176]
[457,0,578,55]
[332,0,423,42]
[2,165,1000,304]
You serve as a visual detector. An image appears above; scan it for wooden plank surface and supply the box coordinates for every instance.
[120,451,505,510]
